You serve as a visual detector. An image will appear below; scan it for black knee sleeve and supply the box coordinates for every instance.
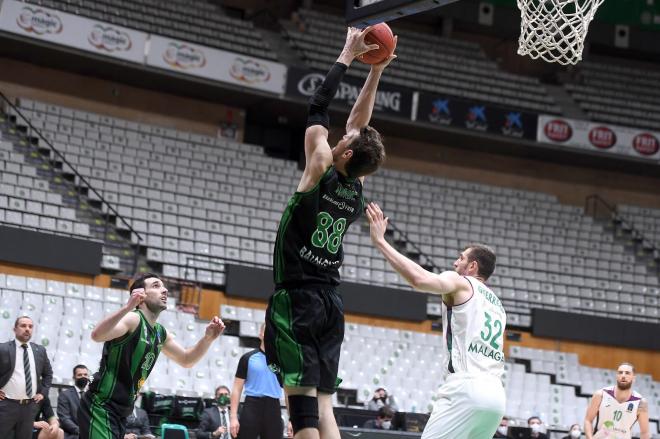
[288,395,319,434]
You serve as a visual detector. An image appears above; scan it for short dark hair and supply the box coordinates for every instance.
[14,316,33,328]
[215,385,230,395]
[570,424,580,430]
[377,405,395,419]
[128,272,162,293]
[73,364,88,376]
[528,416,542,424]
[618,362,635,373]
[345,126,385,178]
[464,244,496,280]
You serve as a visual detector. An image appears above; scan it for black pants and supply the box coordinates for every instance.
[0,399,40,439]
[237,396,283,439]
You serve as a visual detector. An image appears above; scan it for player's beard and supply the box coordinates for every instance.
[145,298,167,315]
[617,380,632,390]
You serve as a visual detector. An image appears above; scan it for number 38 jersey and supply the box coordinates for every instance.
[442,276,506,379]
[274,166,363,288]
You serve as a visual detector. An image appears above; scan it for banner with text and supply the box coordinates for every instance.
[537,115,660,161]
[146,35,286,94]
[416,92,538,140]
[285,66,414,119]
[0,0,147,63]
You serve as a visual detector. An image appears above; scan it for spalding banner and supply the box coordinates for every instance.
[537,115,660,161]
[0,0,147,63]
[147,35,286,94]
[285,66,413,119]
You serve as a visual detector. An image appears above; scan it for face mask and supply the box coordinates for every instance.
[530,424,542,434]
[497,426,508,436]
[217,395,230,406]
[570,430,581,438]
[380,420,391,430]
[75,377,89,389]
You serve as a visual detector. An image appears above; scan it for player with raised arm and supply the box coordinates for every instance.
[584,363,650,439]
[366,203,506,439]
[265,27,395,439]
[78,273,225,439]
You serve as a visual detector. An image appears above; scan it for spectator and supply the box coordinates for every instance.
[0,316,53,439]
[199,385,231,439]
[363,406,395,430]
[230,324,290,439]
[493,416,510,438]
[366,387,398,412]
[33,396,63,439]
[562,424,582,439]
[57,364,89,439]
[124,401,153,439]
[528,416,549,439]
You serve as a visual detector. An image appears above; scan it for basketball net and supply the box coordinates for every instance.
[517,0,605,65]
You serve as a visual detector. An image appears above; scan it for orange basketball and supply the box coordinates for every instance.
[358,23,395,65]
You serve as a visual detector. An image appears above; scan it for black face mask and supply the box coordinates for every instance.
[75,377,89,389]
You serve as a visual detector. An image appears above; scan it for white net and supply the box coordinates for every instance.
[517,0,605,65]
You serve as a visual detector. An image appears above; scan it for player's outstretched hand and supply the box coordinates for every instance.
[127,288,146,309]
[205,316,225,339]
[366,202,388,245]
[344,26,380,60]
[372,35,398,71]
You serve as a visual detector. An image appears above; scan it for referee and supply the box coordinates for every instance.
[230,324,291,439]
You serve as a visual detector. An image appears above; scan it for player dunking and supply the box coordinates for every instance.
[366,203,506,439]
[264,28,395,439]
[78,273,225,439]
[584,363,650,439]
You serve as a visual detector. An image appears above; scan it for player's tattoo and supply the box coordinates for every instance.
[638,399,648,413]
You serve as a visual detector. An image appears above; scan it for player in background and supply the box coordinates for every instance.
[366,203,506,439]
[584,363,650,439]
[265,27,395,439]
[79,273,225,439]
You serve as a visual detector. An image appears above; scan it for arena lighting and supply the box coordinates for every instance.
[345,0,460,27]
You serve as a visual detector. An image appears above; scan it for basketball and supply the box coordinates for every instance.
[359,22,395,65]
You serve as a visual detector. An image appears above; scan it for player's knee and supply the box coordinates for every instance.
[288,395,319,434]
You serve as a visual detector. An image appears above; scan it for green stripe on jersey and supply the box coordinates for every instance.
[271,289,304,387]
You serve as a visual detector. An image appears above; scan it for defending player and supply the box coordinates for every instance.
[78,273,225,439]
[366,202,506,439]
[265,27,395,439]
[584,363,650,439]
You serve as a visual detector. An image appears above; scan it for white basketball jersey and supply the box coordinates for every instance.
[441,276,506,379]
[594,386,642,439]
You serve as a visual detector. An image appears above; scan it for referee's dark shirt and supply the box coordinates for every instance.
[236,349,282,398]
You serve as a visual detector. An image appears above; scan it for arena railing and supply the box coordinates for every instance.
[0,91,143,274]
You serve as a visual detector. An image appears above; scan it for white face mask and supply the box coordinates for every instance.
[497,426,508,435]
[530,423,542,434]
[570,430,581,438]
[381,420,392,430]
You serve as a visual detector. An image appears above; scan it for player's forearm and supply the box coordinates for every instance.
[346,68,383,133]
[373,238,428,290]
[91,305,132,341]
[583,422,594,439]
[181,335,215,368]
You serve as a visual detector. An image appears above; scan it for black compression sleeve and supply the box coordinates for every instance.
[306,62,348,129]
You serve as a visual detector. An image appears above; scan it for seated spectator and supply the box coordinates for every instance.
[363,406,395,430]
[198,385,231,439]
[33,397,63,439]
[57,364,89,439]
[493,416,510,438]
[124,401,153,439]
[528,416,548,439]
[561,424,582,439]
[366,387,398,412]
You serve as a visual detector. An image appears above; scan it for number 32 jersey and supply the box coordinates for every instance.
[442,276,506,379]
[274,166,363,288]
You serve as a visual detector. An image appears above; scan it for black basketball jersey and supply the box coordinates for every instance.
[273,166,364,287]
[88,310,167,416]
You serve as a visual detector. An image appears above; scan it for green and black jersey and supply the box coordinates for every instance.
[274,166,364,287]
[88,310,167,417]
